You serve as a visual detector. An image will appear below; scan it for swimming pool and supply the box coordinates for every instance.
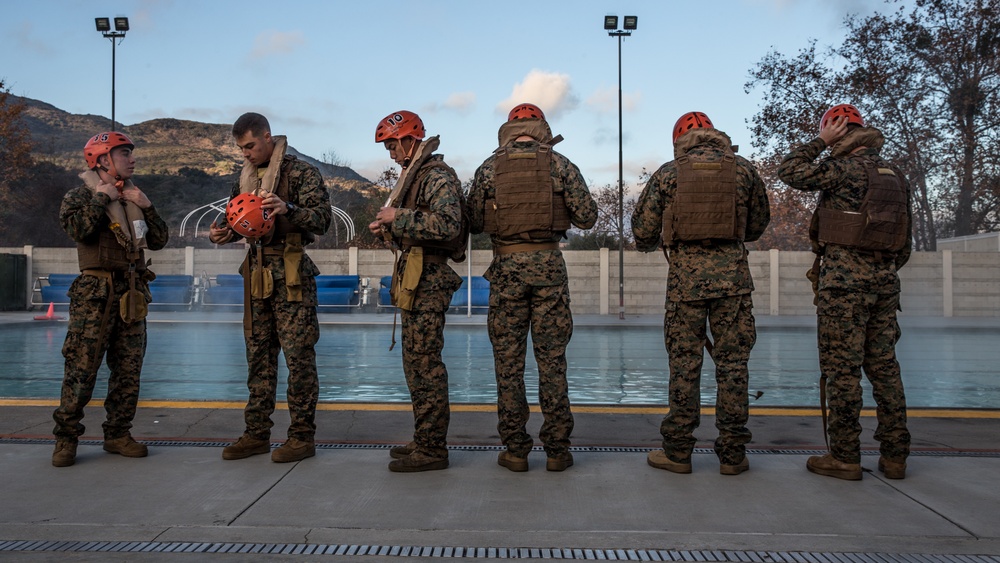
[1,322,997,408]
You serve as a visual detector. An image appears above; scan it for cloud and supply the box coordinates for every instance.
[421,92,477,115]
[15,23,53,56]
[497,70,579,119]
[443,92,476,113]
[585,86,642,114]
[247,31,306,61]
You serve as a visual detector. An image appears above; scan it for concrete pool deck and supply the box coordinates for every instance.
[1,311,999,561]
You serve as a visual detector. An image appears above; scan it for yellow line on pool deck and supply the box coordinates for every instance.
[1,399,998,418]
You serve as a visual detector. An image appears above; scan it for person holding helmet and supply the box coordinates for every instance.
[631,112,770,476]
[210,112,331,463]
[368,110,465,472]
[778,104,912,481]
[51,132,169,467]
[468,103,597,472]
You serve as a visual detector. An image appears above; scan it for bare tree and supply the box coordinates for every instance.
[746,0,1000,248]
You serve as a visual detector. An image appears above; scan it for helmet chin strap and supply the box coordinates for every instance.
[400,138,419,168]
[98,159,125,191]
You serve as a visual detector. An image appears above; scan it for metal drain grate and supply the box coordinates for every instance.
[0,541,997,560]
[2,438,998,457]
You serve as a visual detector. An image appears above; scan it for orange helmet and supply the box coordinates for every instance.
[672,112,714,142]
[820,104,865,132]
[508,103,545,121]
[375,111,425,143]
[84,132,134,170]
[226,193,274,239]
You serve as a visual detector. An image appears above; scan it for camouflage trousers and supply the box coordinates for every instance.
[818,288,910,464]
[488,276,574,458]
[401,308,451,459]
[243,277,320,441]
[661,294,756,465]
[53,275,147,441]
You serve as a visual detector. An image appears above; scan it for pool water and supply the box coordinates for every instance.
[1,322,997,408]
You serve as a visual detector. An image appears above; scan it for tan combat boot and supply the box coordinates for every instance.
[388,451,448,472]
[222,434,270,460]
[720,457,750,476]
[271,438,315,463]
[497,451,529,472]
[806,453,862,480]
[389,441,416,460]
[878,457,907,479]
[546,452,574,472]
[52,440,77,467]
[646,450,692,474]
[103,435,148,458]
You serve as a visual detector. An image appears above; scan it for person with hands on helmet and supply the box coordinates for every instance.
[631,112,770,476]
[369,110,465,472]
[213,112,332,464]
[468,103,597,473]
[51,132,170,467]
[778,104,912,481]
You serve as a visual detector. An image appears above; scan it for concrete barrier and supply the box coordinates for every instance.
[5,245,999,316]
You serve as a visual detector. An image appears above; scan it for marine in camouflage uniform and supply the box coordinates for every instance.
[469,103,597,472]
[52,132,170,467]
[211,113,331,463]
[631,113,770,475]
[777,104,912,480]
[369,110,463,472]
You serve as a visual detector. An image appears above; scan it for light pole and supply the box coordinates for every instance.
[94,17,129,131]
[604,15,637,320]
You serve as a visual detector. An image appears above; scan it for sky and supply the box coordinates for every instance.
[2,0,893,195]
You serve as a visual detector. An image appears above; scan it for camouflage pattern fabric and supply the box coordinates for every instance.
[469,137,597,458]
[244,275,320,441]
[660,295,756,465]
[53,186,169,441]
[389,154,464,459]
[227,155,331,441]
[631,128,769,465]
[777,131,912,464]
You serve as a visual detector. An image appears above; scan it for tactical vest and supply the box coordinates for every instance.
[399,158,470,262]
[814,157,908,252]
[662,153,746,246]
[77,226,145,272]
[483,145,571,239]
[264,155,314,246]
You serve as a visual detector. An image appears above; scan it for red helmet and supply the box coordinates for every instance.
[375,111,425,143]
[84,132,134,170]
[226,193,274,239]
[508,103,545,121]
[672,112,714,142]
[820,104,865,131]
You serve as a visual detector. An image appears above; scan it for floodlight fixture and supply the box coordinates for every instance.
[94,15,129,131]
[114,17,129,31]
[603,14,638,319]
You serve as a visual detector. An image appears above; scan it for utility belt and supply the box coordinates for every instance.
[494,242,559,256]
[81,268,129,280]
[241,234,305,337]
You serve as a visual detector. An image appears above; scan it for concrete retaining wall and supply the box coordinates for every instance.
[5,245,1000,316]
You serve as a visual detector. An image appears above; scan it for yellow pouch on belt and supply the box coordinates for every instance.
[283,233,304,302]
[251,266,274,299]
[391,247,423,311]
[119,288,148,323]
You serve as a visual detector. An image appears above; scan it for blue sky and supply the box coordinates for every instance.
[3,0,890,193]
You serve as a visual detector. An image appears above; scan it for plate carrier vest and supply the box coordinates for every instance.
[662,153,746,246]
[813,157,908,253]
[484,145,571,239]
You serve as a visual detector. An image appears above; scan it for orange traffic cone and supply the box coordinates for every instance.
[33,302,64,321]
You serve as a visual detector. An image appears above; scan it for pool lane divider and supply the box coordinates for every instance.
[0,399,998,418]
